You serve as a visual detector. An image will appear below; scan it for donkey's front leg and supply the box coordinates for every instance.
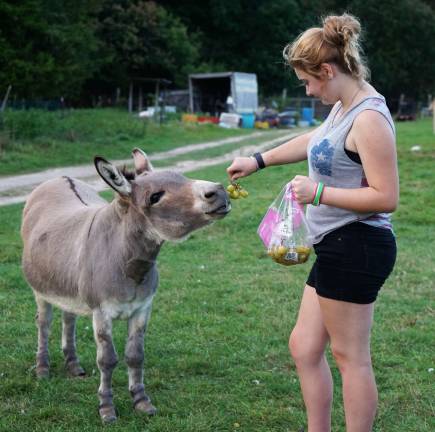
[35,297,52,378]
[125,305,157,415]
[62,311,85,377]
[92,310,118,423]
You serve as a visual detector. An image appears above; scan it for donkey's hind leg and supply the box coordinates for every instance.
[62,311,85,377]
[35,297,52,378]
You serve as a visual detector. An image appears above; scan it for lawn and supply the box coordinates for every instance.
[0,108,252,176]
[0,118,434,431]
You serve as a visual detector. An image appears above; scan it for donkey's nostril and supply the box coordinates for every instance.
[204,191,216,199]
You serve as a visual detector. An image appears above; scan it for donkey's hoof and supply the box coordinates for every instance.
[36,367,50,379]
[135,399,157,416]
[99,405,117,423]
[66,361,86,378]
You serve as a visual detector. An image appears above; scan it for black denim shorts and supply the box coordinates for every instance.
[306,222,397,304]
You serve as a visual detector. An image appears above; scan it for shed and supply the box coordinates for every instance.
[127,77,171,113]
[188,72,258,115]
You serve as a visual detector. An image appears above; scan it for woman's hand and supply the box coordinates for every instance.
[291,175,317,204]
[226,156,258,181]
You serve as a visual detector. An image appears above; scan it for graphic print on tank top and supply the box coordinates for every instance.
[310,138,335,176]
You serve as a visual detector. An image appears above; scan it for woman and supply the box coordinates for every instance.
[227,13,398,432]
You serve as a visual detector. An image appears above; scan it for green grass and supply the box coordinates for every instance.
[0,108,251,176]
[151,129,294,168]
[0,118,434,431]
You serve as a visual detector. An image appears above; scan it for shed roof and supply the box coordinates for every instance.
[189,72,254,79]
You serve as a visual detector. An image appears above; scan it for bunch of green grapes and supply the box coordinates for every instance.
[226,182,248,200]
[268,245,311,266]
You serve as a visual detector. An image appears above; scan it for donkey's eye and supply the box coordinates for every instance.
[150,191,165,205]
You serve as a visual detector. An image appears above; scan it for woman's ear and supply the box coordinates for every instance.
[320,63,334,80]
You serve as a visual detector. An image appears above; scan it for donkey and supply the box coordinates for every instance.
[21,148,230,422]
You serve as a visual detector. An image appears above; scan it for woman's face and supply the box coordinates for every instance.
[294,67,336,105]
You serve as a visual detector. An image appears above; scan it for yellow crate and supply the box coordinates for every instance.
[182,114,198,123]
[255,121,269,129]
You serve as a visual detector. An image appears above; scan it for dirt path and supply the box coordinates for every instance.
[0,130,301,206]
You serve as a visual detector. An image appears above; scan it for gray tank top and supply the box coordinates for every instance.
[306,95,396,244]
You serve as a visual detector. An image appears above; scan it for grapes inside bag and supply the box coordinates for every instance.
[257,182,313,266]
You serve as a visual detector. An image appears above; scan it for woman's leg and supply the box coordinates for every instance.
[318,297,377,432]
[289,285,332,432]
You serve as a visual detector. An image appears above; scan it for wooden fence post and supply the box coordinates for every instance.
[138,86,143,112]
[128,82,133,113]
[432,100,435,134]
[1,85,12,112]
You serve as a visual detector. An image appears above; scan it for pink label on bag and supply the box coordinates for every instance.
[257,207,280,247]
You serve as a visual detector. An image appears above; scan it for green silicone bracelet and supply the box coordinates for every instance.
[312,182,324,206]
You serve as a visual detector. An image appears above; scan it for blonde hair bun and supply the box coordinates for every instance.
[322,14,361,47]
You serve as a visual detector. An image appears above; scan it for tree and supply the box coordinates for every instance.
[94,1,200,89]
[159,0,309,94]
[0,0,101,100]
[160,0,435,100]
[1,0,433,103]
[345,0,435,101]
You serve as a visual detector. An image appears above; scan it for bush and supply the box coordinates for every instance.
[2,108,148,142]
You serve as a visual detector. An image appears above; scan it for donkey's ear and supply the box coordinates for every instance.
[94,156,132,196]
[132,148,153,175]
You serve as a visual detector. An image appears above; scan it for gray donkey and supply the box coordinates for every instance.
[21,148,230,422]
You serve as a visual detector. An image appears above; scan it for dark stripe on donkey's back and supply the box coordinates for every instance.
[63,176,88,206]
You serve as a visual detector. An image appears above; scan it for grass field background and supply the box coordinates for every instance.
[0,108,250,176]
[0,117,434,431]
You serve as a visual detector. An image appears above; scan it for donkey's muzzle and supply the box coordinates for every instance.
[206,203,231,216]
[205,186,231,217]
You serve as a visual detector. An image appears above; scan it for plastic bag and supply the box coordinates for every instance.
[257,182,313,266]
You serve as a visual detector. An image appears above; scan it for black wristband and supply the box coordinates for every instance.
[253,152,266,170]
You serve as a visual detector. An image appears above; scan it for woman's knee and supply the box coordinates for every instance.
[289,328,325,366]
[330,343,371,373]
